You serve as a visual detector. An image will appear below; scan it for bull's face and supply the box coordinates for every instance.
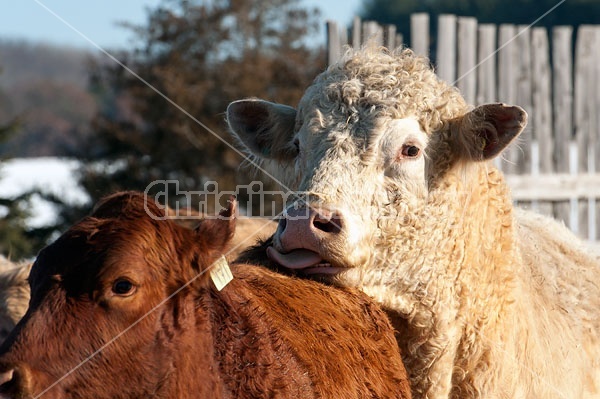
[227,49,526,283]
[0,192,234,399]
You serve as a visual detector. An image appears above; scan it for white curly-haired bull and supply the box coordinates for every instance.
[227,45,600,398]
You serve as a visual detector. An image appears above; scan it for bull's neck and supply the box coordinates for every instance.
[427,162,516,275]
[371,163,516,318]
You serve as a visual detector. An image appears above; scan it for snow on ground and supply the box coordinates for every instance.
[0,157,89,228]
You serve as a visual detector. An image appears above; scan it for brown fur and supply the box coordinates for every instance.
[0,192,410,399]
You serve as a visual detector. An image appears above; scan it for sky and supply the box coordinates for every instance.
[0,0,362,50]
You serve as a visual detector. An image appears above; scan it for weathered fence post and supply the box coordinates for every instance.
[327,20,341,65]
[513,26,533,176]
[456,17,477,104]
[352,16,362,48]
[498,25,517,104]
[476,24,496,105]
[363,20,383,45]
[552,26,574,227]
[595,27,600,240]
[497,24,518,171]
[531,27,553,215]
[436,14,457,84]
[396,33,404,48]
[385,24,397,49]
[410,13,429,57]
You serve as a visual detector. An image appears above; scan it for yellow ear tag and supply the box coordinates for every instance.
[210,256,234,291]
[480,137,487,151]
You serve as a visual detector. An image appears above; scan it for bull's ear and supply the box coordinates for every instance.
[453,103,527,161]
[195,197,237,255]
[227,99,297,161]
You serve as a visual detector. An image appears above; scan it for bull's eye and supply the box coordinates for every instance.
[293,138,300,155]
[112,279,136,296]
[400,144,421,158]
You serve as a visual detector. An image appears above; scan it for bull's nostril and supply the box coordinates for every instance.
[313,214,342,234]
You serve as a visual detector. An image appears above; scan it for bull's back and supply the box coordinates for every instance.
[514,208,600,396]
[515,209,600,325]
[224,264,411,399]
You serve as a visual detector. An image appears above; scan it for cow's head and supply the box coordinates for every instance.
[228,47,527,281]
[0,191,235,399]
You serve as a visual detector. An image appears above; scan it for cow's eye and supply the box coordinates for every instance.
[400,144,421,158]
[112,279,136,296]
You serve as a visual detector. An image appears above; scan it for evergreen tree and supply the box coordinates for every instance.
[0,120,33,260]
[58,0,325,225]
[0,194,33,260]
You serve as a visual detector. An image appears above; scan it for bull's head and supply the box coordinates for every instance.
[227,47,527,283]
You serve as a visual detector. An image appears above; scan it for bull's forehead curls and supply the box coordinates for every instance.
[299,45,469,135]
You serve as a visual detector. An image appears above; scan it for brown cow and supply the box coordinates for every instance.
[0,191,411,399]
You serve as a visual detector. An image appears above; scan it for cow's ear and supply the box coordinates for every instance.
[227,99,297,161]
[195,197,237,255]
[453,103,527,161]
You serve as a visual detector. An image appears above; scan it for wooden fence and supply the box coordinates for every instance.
[326,14,600,244]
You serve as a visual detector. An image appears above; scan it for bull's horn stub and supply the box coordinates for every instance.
[210,255,234,291]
